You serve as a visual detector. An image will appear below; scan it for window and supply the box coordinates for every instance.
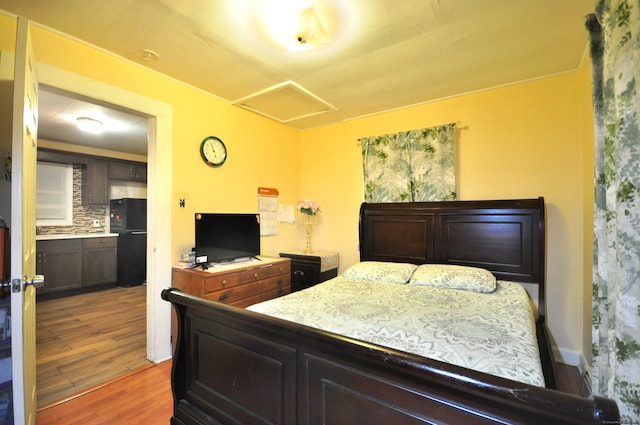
[36,162,73,226]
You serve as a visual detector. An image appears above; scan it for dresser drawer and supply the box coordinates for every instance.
[240,262,290,283]
[203,272,241,293]
[206,275,289,305]
[232,284,291,308]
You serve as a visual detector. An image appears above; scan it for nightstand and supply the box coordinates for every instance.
[279,251,339,292]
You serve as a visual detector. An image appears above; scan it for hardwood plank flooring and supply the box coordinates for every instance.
[36,360,172,425]
[556,362,584,395]
[36,286,150,408]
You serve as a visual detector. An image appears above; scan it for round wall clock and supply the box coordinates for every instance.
[200,136,227,167]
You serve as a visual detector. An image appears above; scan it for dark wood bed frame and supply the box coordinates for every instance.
[162,198,620,424]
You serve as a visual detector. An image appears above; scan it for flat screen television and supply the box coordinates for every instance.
[194,213,260,267]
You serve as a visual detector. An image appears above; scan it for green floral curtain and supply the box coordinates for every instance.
[587,1,640,422]
[361,123,456,202]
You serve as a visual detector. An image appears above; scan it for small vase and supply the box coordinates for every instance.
[301,214,316,254]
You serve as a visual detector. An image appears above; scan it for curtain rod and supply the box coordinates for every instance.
[356,122,460,142]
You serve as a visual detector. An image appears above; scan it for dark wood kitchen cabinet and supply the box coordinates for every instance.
[36,239,83,294]
[82,237,118,286]
[36,236,119,296]
[109,160,147,182]
[82,158,109,205]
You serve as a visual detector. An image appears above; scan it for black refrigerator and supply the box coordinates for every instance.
[110,198,146,287]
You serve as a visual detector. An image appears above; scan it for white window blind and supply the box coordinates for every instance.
[36,162,73,226]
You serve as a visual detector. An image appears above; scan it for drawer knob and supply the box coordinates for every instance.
[221,279,227,285]
[253,273,259,279]
[219,294,229,302]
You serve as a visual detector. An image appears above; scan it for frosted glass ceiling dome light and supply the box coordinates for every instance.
[76,116,104,133]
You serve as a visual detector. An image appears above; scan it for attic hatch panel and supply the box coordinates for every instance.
[234,81,336,122]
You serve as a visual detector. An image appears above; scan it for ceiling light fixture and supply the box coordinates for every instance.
[76,116,104,133]
[292,6,329,50]
[260,1,330,53]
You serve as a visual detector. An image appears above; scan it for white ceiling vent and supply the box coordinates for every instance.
[233,81,336,123]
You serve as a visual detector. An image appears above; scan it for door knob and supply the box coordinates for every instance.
[10,275,45,292]
[28,275,45,289]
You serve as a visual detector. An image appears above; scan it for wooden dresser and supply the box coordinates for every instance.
[171,256,291,308]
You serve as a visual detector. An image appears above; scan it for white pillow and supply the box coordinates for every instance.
[409,264,496,293]
[342,261,418,284]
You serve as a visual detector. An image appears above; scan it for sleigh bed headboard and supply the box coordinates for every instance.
[359,197,546,317]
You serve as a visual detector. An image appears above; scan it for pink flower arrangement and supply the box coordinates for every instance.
[297,200,320,215]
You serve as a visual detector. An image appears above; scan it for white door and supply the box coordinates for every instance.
[10,17,40,425]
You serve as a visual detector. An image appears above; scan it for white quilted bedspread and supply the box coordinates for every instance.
[248,277,545,387]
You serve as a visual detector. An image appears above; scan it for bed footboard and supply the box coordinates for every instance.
[162,288,619,425]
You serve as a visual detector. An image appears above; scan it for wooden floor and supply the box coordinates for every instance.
[556,362,583,395]
[36,359,172,425]
[36,285,150,407]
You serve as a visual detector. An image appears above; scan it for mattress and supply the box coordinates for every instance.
[248,274,545,387]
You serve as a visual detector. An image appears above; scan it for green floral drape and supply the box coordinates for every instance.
[361,123,456,202]
[587,1,640,422]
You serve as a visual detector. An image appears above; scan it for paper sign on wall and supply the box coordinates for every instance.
[258,187,278,236]
[277,204,295,223]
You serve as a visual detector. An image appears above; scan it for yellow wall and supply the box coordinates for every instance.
[2,11,595,362]
[301,72,590,359]
[0,13,14,52]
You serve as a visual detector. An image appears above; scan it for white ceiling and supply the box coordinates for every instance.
[38,87,150,156]
[0,0,594,156]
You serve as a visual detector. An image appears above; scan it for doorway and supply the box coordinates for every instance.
[34,64,173,404]
[35,85,150,406]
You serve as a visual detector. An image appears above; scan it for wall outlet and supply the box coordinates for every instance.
[92,219,101,227]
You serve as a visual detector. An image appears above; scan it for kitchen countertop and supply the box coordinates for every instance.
[36,233,119,241]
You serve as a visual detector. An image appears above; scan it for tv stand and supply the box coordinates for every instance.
[172,256,291,308]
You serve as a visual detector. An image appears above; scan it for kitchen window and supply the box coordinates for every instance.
[36,162,73,226]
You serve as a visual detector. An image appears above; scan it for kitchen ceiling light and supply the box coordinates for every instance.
[76,116,104,133]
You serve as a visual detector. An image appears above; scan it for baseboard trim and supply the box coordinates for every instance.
[553,347,589,375]
[554,347,593,396]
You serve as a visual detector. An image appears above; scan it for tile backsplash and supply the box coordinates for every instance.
[36,166,108,235]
